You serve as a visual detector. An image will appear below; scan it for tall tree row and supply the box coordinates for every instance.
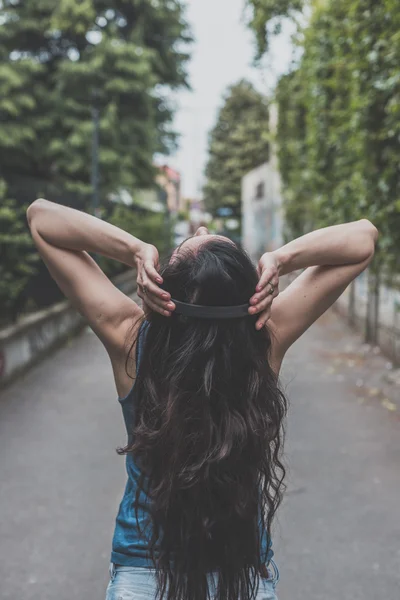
[247,0,400,276]
[0,0,190,199]
[203,80,270,227]
[246,0,303,57]
[0,0,190,323]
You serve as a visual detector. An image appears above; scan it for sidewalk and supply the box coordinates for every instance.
[275,309,400,599]
[0,307,398,599]
[316,307,400,415]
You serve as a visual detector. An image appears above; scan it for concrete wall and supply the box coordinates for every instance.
[0,270,136,389]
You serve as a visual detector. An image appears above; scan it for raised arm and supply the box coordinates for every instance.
[26,199,173,356]
[273,219,378,275]
[254,220,378,367]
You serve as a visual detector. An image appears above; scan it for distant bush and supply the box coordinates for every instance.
[0,182,39,325]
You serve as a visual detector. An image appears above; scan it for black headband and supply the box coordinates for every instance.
[171,299,251,319]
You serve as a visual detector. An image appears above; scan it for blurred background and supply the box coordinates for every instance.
[1,1,400,599]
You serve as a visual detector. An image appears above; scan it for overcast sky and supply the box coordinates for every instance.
[161,0,295,198]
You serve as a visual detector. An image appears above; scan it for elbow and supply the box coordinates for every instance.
[26,198,49,229]
[360,218,379,243]
[359,219,379,260]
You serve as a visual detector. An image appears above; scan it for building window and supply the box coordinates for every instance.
[255,182,265,199]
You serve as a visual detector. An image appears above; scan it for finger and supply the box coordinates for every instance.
[255,309,272,330]
[145,295,175,317]
[142,275,171,303]
[137,283,144,299]
[142,278,175,310]
[250,285,272,306]
[141,299,151,316]
[137,276,147,296]
[137,279,174,314]
[145,261,163,285]
[248,294,273,316]
[249,289,279,329]
[256,269,278,293]
[267,273,279,288]
[250,279,278,306]
[151,294,176,314]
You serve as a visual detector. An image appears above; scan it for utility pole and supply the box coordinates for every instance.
[91,91,100,218]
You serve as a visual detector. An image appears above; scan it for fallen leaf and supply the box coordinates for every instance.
[368,388,379,397]
[381,399,397,411]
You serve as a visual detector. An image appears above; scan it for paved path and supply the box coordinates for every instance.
[277,311,400,599]
[0,311,399,599]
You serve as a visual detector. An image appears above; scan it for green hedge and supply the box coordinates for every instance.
[275,0,400,277]
[96,203,174,278]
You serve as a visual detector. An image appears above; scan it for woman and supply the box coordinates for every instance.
[27,199,378,600]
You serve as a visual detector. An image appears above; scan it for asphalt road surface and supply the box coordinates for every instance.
[0,311,399,599]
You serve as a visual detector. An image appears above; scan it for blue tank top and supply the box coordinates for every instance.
[111,320,273,567]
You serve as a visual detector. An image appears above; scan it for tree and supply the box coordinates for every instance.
[246,0,304,58]
[203,80,270,222]
[0,0,191,323]
[97,200,174,279]
[0,180,38,325]
[0,0,191,204]
[275,69,313,238]
[249,0,400,275]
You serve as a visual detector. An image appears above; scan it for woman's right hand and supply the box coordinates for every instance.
[135,243,176,317]
[249,252,281,329]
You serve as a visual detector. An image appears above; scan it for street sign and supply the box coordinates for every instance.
[216,207,234,217]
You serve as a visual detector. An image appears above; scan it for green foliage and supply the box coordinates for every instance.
[0,181,39,324]
[273,0,400,274]
[203,80,270,220]
[97,203,174,277]
[0,0,191,202]
[0,0,190,323]
[177,208,190,221]
[246,0,304,57]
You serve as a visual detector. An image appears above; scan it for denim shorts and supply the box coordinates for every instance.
[105,558,279,600]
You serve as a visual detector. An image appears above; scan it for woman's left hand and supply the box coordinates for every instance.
[249,252,281,329]
[135,243,175,316]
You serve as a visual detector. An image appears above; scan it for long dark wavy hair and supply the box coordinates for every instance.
[118,238,287,600]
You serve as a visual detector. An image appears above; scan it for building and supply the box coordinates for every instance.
[156,165,183,215]
[241,104,284,263]
[173,198,213,245]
